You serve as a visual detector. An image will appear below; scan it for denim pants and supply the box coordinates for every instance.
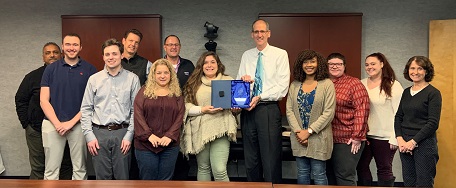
[135,146,179,180]
[196,136,230,181]
[296,156,328,185]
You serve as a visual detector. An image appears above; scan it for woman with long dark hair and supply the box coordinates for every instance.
[357,52,403,186]
[180,51,238,181]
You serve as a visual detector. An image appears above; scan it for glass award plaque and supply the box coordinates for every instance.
[211,80,250,109]
[231,80,250,108]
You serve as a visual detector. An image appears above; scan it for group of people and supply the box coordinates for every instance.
[15,29,195,181]
[286,50,441,187]
[15,19,441,187]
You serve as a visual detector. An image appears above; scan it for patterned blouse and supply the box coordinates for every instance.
[297,85,316,129]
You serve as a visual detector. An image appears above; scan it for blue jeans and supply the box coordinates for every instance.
[135,146,179,180]
[296,156,328,185]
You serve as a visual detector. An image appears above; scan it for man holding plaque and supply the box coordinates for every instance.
[236,19,290,184]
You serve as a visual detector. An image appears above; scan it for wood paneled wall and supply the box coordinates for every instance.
[259,13,362,115]
[62,15,162,71]
[429,19,456,187]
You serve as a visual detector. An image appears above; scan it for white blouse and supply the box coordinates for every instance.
[361,79,404,145]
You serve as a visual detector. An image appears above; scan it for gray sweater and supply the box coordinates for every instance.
[286,79,336,160]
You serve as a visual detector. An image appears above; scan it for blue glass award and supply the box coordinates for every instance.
[211,80,250,109]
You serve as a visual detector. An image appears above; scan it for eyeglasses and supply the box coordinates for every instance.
[165,43,181,47]
[328,63,344,67]
[252,30,269,35]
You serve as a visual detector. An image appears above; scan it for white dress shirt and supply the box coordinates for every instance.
[237,44,290,101]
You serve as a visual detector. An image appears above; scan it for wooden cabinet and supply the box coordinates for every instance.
[62,15,162,70]
[259,13,363,115]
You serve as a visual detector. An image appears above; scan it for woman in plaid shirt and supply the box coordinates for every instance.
[326,53,370,186]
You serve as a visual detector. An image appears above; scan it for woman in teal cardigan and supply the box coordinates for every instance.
[286,49,336,185]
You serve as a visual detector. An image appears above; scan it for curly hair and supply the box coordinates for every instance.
[293,49,328,82]
[403,56,435,82]
[183,51,226,105]
[366,52,396,98]
[143,59,181,99]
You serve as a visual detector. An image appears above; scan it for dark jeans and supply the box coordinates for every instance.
[135,146,179,180]
[357,138,396,183]
[400,134,439,187]
[25,125,72,179]
[241,103,282,183]
[92,128,131,180]
[296,156,327,185]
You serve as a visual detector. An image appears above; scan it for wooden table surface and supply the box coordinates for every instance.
[0,179,273,188]
[273,183,402,188]
[0,179,404,188]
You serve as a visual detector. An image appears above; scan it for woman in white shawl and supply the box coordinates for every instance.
[181,51,239,181]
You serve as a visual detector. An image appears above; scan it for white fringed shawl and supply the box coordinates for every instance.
[180,74,238,156]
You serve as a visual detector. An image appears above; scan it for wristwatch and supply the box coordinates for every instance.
[308,128,313,134]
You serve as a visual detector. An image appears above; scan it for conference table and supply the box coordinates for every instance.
[0,179,402,187]
[0,180,272,188]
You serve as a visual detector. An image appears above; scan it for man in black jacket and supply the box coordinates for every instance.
[15,42,72,179]
[164,35,195,180]
[164,35,195,90]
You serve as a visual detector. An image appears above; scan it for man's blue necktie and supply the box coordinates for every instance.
[253,52,263,97]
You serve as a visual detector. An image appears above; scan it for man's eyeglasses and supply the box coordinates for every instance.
[252,30,269,35]
[328,63,344,67]
[165,43,181,47]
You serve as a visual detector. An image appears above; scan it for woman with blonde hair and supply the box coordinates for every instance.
[133,59,185,180]
[180,51,239,181]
